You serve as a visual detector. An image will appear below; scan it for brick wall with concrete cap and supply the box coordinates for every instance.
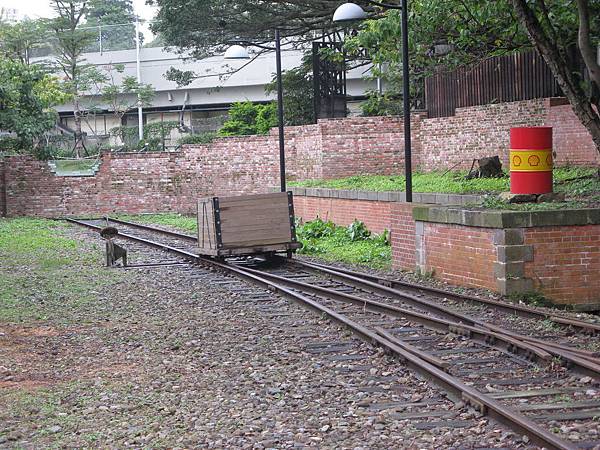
[399,205,600,310]
[291,187,484,233]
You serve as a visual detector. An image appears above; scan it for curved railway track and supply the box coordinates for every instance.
[67,217,600,450]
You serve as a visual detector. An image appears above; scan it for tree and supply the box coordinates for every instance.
[85,0,138,52]
[511,0,600,156]
[149,0,341,59]
[265,53,314,126]
[98,63,155,143]
[344,2,532,112]
[0,60,70,151]
[344,1,600,158]
[49,0,100,157]
[0,19,51,65]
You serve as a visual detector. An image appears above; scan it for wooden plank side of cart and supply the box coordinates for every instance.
[196,192,299,256]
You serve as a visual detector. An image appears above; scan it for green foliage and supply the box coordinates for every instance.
[296,218,390,268]
[0,60,65,151]
[218,101,278,136]
[265,55,315,126]
[360,91,403,117]
[177,132,218,145]
[99,64,155,120]
[85,0,137,51]
[290,171,510,194]
[110,121,180,151]
[346,220,371,241]
[0,19,50,64]
[0,217,125,323]
[297,217,336,240]
[150,0,333,60]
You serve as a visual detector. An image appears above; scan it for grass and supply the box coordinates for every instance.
[0,218,126,324]
[51,159,98,173]
[115,213,197,234]
[289,166,599,195]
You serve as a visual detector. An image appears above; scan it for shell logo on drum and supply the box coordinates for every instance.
[512,155,522,167]
[528,154,540,166]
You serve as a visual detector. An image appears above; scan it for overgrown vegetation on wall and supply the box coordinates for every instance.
[218,101,278,136]
[296,218,391,269]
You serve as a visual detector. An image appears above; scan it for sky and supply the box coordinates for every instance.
[0,0,158,38]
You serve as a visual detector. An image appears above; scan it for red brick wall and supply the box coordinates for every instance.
[318,115,426,178]
[420,99,548,171]
[546,99,600,165]
[390,203,417,271]
[4,137,283,217]
[420,223,498,290]
[524,225,600,305]
[294,196,391,233]
[3,97,599,217]
[420,98,599,171]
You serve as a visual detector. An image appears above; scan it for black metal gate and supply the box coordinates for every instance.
[312,41,347,120]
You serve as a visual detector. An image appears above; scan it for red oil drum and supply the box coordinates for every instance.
[510,127,553,194]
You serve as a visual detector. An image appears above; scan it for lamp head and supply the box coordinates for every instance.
[332,2,367,22]
[223,44,250,59]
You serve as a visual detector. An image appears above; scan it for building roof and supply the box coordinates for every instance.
[53,46,374,113]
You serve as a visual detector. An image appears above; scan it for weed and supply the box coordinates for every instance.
[296,219,390,269]
[507,291,554,308]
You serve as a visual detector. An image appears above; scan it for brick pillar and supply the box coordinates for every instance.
[493,228,534,294]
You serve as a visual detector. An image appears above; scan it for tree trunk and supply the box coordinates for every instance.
[511,0,600,157]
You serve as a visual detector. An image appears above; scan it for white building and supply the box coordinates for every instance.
[55,45,375,146]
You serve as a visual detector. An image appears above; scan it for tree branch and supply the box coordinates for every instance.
[576,0,600,90]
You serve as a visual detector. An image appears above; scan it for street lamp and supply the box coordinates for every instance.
[333,1,413,202]
[224,30,287,193]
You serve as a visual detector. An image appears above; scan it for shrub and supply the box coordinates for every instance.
[218,101,278,136]
[177,132,218,145]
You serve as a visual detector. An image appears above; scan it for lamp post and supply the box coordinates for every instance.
[333,1,412,202]
[224,30,287,193]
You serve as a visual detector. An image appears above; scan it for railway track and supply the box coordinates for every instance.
[67,217,600,449]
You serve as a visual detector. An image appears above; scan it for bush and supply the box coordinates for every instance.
[218,101,278,136]
[177,132,217,145]
[360,91,403,117]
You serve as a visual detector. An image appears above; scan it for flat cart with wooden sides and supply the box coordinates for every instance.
[197,191,302,258]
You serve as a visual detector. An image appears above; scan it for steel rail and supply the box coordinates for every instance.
[237,265,552,364]
[291,260,600,377]
[294,259,600,335]
[65,217,575,450]
[96,217,599,336]
[95,217,600,371]
[93,217,600,371]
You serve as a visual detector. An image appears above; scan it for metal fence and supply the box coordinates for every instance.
[425,49,563,118]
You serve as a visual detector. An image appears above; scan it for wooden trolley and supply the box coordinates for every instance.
[197,192,302,257]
